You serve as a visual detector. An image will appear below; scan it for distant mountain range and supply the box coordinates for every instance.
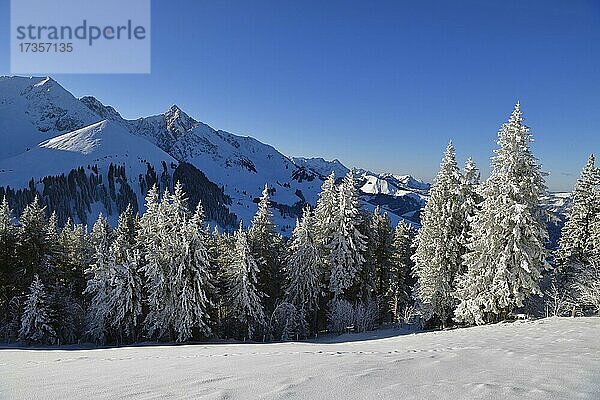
[0,76,433,232]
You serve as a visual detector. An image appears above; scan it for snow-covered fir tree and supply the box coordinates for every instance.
[108,249,144,343]
[213,228,236,333]
[313,172,338,257]
[388,221,415,323]
[591,214,600,261]
[557,154,600,274]
[270,301,308,341]
[170,202,214,342]
[142,183,214,342]
[16,197,53,289]
[104,206,144,343]
[19,275,56,345]
[49,219,87,344]
[327,171,367,298]
[57,220,90,294]
[455,103,550,325]
[248,184,285,313]
[227,223,266,340]
[139,186,173,341]
[0,197,16,320]
[459,158,482,252]
[412,142,464,327]
[285,206,323,328]
[84,214,113,344]
[111,204,139,264]
[366,207,394,306]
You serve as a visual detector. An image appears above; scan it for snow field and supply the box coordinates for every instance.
[1,317,599,400]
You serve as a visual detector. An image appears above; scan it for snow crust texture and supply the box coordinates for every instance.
[1,317,598,400]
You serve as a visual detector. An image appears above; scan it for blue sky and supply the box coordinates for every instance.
[1,0,599,191]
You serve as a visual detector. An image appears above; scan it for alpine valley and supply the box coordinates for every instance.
[0,76,432,233]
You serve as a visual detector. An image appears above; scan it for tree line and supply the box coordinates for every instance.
[1,102,599,346]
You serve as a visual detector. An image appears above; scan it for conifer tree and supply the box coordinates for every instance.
[455,103,549,325]
[327,171,367,298]
[57,220,90,293]
[141,183,214,342]
[19,275,56,345]
[412,142,464,326]
[171,202,214,342]
[214,229,236,333]
[108,249,144,343]
[16,197,52,289]
[388,221,415,323]
[227,223,266,340]
[0,197,17,319]
[557,154,600,275]
[84,214,113,343]
[285,206,323,328]
[112,204,139,264]
[459,158,482,253]
[140,186,173,341]
[313,172,338,257]
[248,185,284,313]
[368,207,394,304]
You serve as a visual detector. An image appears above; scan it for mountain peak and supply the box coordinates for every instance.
[164,104,198,138]
[168,104,182,113]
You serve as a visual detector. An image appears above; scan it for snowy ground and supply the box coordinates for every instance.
[1,317,599,399]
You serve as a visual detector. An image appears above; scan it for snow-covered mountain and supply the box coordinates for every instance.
[0,76,429,231]
[0,76,101,160]
[0,119,175,189]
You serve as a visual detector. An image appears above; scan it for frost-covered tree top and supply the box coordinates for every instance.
[249,184,276,239]
[0,196,14,236]
[463,158,480,186]
[314,172,338,231]
[487,102,547,202]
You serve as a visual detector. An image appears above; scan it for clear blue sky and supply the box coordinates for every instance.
[1,0,599,191]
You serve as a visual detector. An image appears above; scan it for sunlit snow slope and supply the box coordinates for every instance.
[1,317,598,400]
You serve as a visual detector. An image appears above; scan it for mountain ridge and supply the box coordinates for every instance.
[0,75,505,233]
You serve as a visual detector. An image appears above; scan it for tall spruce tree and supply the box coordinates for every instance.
[455,103,549,325]
[285,206,323,327]
[459,158,482,254]
[388,221,415,323]
[171,202,214,342]
[312,172,339,322]
[140,186,174,341]
[84,214,114,343]
[313,172,338,257]
[248,185,284,314]
[227,223,266,340]
[557,155,600,275]
[369,207,394,304]
[412,142,464,327]
[0,197,17,321]
[16,197,53,290]
[19,275,56,345]
[327,171,367,299]
[142,183,214,342]
[105,206,144,343]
